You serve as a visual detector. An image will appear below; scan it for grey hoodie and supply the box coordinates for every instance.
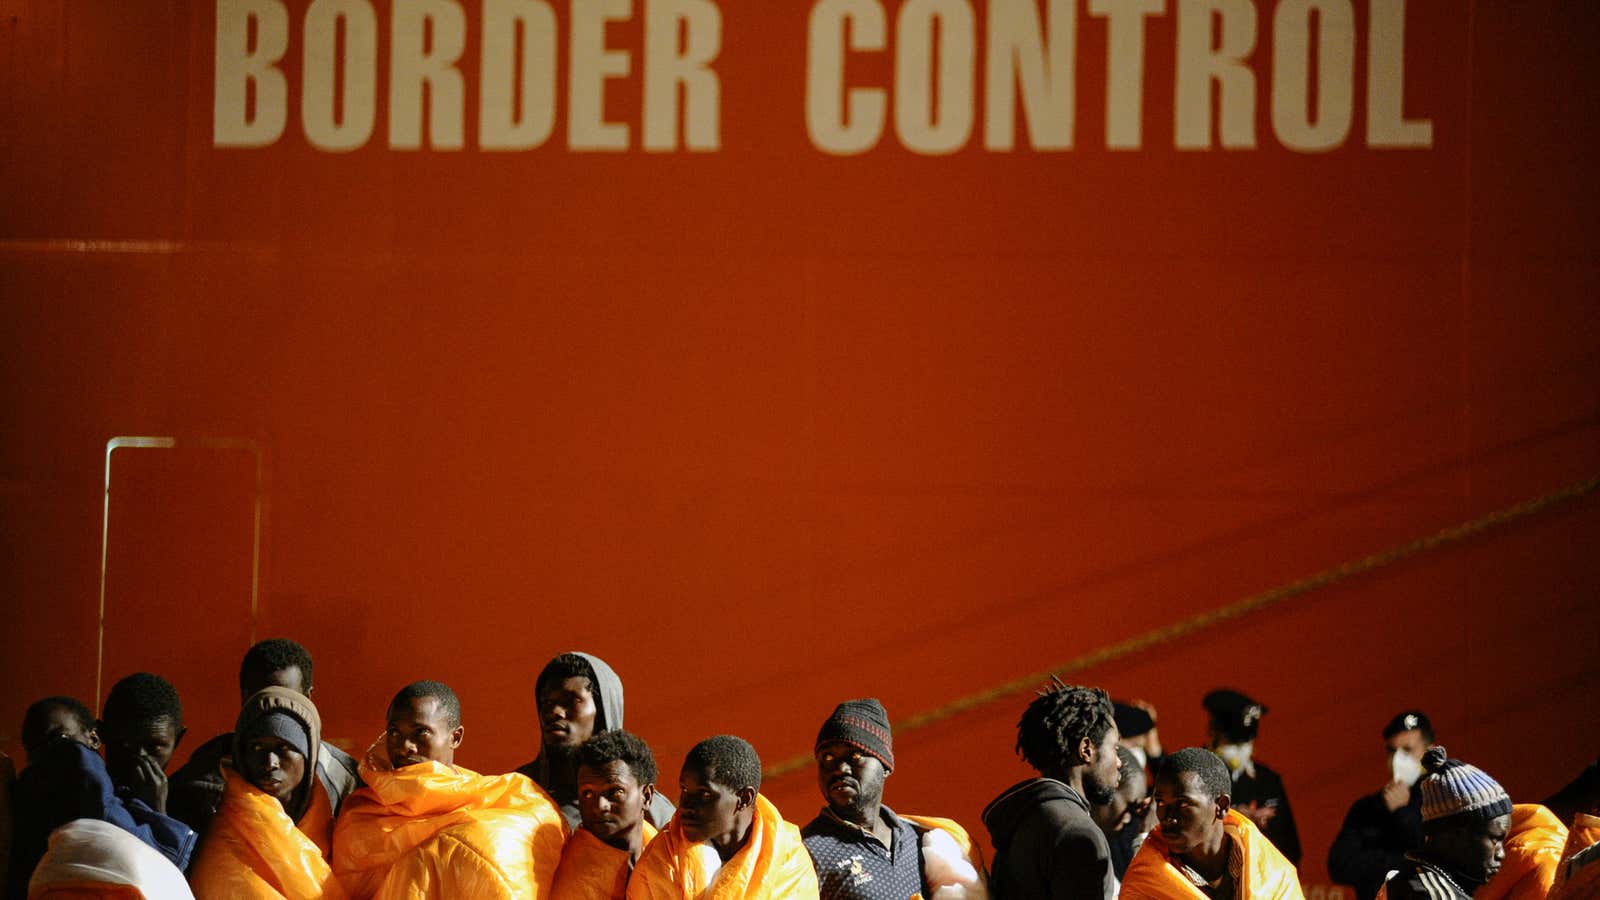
[516,651,677,830]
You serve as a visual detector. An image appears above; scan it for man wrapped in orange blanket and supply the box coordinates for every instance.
[1121,748,1304,900]
[550,730,664,899]
[188,686,342,899]
[627,735,819,899]
[331,681,567,900]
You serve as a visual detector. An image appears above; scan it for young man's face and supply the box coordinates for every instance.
[1154,771,1228,855]
[577,759,654,847]
[240,734,308,810]
[1436,814,1510,885]
[23,705,100,765]
[678,763,746,845]
[538,676,597,751]
[815,741,886,819]
[101,716,183,786]
[385,696,462,768]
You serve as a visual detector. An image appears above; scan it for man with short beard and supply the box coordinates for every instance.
[801,699,986,899]
[982,680,1123,900]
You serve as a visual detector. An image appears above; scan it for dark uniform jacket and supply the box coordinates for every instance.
[1229,760,1301,865]
[982,777,1114,900]
[1328,786,1424,900]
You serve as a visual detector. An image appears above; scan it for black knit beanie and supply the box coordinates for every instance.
[815,698,894,772]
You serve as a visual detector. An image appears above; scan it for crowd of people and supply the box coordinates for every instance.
[2,639,1596,899]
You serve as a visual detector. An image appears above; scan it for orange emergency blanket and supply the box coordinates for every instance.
[1477,804,1569,900]
[1550,812,1600,900]
[188,768,343,900]
[331,744,567,900]
[1121,809,1304,900]
[550,821,658,900]
[625,794,819,899]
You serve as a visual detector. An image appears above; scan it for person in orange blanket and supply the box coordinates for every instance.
[627,735,819,899]
[332,681,567,900]
[551,730,662,899]
[1121,748,1303,900]
[187,686,342,899]
[1475,803,1569,900]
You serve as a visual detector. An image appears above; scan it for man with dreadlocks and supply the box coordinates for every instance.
[982,679,1123,899]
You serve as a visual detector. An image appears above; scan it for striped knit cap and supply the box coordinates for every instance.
[1418,745,1512,834]
[815,698,895,772]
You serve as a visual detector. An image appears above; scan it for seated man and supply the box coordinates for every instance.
[6,732,197,897]
[628,735,819,899]
[97,674,187,821]
[1121,747,1302,900]
[169,638,361,834]
[332,680,567,899]
[188,686,343,898]
[20,697,101,766]
[1379,747,1513,900]
[551,730,662,899]
[983,680,1123,900]
[519,652,677,830]
[1091,746,1157,882]
[800,699,986,899]
[1327,711,1434,900]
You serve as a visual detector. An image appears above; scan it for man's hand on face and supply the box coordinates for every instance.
[128,752,170,813]
[1380,780,1411,812]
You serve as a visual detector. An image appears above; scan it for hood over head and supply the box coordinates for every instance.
[233,686,322,818]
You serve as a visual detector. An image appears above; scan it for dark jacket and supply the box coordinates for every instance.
[1327,787,1424,900]
[169,728,361,834]
[515,651,677,831]
[983,777,1114,900]
[1230,760,1301,865]
[6,741,197,899]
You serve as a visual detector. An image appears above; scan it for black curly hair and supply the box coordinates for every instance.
[578,728,659,786]
[240,637,314,694]
[101,673,183,731]
[1015,680,1114,775]
[389,680,462,728]
[684,734,762,793]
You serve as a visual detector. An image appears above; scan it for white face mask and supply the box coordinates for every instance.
[1390,749,1423,787]
[1127,745,1148,769]
[1216,742,1253,773]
